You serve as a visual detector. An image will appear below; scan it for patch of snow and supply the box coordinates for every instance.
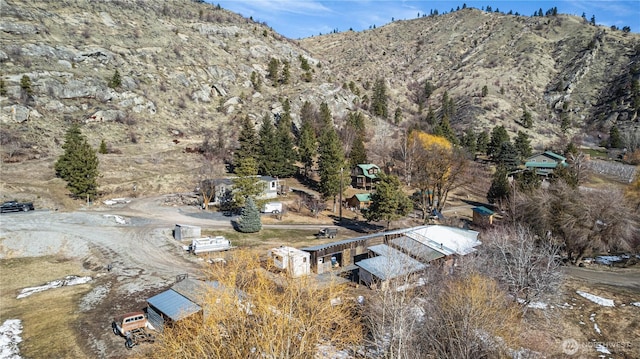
[576,291,615,307]
[395,277,425,292]
[516,298,548,309]
[631,302,640,307]
[595,344,610,354]
[594,323,601,334]
[102,198,130,205]
[17,276,92,299]
[0,319,22,359]
[595,255,623,265]
[103,214,126,224]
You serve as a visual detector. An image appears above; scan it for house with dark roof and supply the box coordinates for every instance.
[351,164,381,190]
[524,151,567,176]
[346,193,372,210]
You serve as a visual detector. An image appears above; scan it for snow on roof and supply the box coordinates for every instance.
[390,236,445,262]
[406,225,481,256]
[356,245,427,281]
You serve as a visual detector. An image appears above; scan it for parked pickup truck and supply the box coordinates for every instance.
[0,201,34,213]
[316,227,338,239]
[112,311,155,349]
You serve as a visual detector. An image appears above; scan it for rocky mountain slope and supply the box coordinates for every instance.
[1,0,639,205]
[301,8,640,147]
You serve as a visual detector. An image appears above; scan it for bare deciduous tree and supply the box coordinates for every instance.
[510,181,638,264]
[416,273,521,359]
[476,224,562,309]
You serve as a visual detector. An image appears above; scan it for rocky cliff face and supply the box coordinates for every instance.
[1,0,639,202]
[302,8,640,147]
[0,0,357,161]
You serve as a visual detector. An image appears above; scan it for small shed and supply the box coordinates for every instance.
[269,246,311,278]
[356,244,427,290]
[146,278,220,332]
[472,206,495,226]
[346,193,372,210]
[173,224,201,240]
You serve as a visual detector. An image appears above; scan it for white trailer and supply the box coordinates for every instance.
[261,201,283,214]
[190,236,231,255]
[269,246,310,278]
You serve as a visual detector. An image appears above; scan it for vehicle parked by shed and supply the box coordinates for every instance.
[0,201,34,213]
[189,236,232,255]
[316,227,338,239]
[111,311,155,349]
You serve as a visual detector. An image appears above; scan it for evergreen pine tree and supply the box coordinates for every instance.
[349,135,367,169]
[495,141,519,171]
[275,100,297,177]
[487,125,510,157]
[317,110,346,212]
[371,78,388,118]
[232,157,264,209]
[319,102,333,128]
[300,101,319,136]
[20,75,33,103]
[521,108,533,128]
[424,105,437,126]
[268,58,279,85]
[257,114,279,176]
[609,125,623,148]
[99,139,108,154]
[514,131,532,160]
[54,124,100,201]
[435,114,458,145]
[487,166,510,205]
[234,115,259,168]
[108,69,122,88]
[364,173,412,229]
[461,128,477,154]
[393,107,402,124]
[281,61,290,85]
[298,118,317,178]
[476,130,490,154]
[237,197,262,233]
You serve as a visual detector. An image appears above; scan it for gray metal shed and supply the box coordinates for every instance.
[146,279,219,332]
[173,224,201,240]
[356,244,427,290]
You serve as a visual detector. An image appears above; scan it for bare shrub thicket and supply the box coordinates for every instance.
[364,271,521,359]
[139,250,363,359]
[475,224,562,308]
[510,181,638,263]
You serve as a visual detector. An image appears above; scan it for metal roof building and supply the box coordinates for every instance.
[356,244,427,290]
[146,278,221,332]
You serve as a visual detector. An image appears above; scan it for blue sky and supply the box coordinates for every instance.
[208,1,640,38]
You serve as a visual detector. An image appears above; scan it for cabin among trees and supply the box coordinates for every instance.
[346,193,372,210]
[524,151,567,176]
[351,164,381,190]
